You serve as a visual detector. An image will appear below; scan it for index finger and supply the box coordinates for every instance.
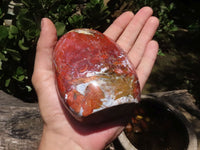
[104,11,134,41]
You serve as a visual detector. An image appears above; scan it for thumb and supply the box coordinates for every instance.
[32,18,57,95]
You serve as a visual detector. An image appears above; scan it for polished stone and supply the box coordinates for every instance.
[53,29,140,122]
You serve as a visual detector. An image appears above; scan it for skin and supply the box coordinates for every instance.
[32,7,159,150]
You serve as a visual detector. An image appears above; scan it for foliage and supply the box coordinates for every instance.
[0,0,110,101]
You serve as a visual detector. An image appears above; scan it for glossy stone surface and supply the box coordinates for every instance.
[53,29,140,122]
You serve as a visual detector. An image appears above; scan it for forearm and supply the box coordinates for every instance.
[38,125,83,150]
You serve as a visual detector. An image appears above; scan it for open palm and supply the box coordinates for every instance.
[32,7,159,150]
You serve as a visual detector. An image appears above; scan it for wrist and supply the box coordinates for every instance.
[38,125,83,150]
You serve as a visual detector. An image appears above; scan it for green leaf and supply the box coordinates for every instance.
[24,28,40,41]
[6,48,21,61]
[171,26,178,32]
[12,66,26,81]
[16,8,37,34]
[169,3,174,11]
[55,22,66,36]
[21,0,30,7]
[18,38,29,50]
[9,25,18,34]
[17,75,25,81]
[26,85,32,92]
[68,15,84,28]
[17,8,29,18]
[16,66,25,75]
[0,52,8,61]
[8,25,19,39]
[5,78,11,87]
[158,49,165,56]
[0,52,7,69]
[0,26,8,40]
[12,75,25,82]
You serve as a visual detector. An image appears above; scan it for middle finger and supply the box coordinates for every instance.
[116,7,153,53]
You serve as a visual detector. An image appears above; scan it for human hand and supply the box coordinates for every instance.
[32,7,159,150]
